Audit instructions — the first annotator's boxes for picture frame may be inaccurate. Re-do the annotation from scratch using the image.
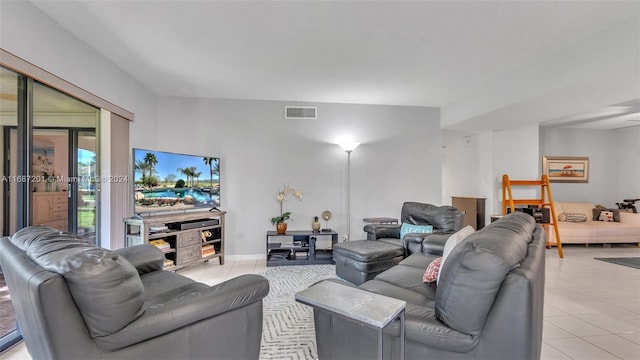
[542,156,589,183]
[32,142,55,176]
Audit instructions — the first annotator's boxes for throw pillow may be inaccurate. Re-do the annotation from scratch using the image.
[423,257,442,283]
[598,210,614,222]
[400,223,433,239]
[592,208,621,222]
[563,212,587,222]
[437,225,475,285]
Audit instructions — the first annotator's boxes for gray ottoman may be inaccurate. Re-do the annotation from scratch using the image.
[332,240,405,285]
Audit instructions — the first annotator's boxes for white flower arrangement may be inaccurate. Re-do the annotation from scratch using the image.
[271,184,303,224]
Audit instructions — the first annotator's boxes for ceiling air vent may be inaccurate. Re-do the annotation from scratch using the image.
[285,106,317,120]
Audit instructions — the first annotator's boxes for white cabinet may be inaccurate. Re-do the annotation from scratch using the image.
[32,192,68,230]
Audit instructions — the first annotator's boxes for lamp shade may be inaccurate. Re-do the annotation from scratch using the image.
[338,142,360,152]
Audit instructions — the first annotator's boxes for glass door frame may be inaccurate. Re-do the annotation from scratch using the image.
[69,128,99,244]
[0,71,29,353]
[29,126,100,238]
[3,75,32,233]
[1,60,111,354]
[1,80,100,351]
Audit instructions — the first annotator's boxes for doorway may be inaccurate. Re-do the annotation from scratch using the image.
[27,128,98,243]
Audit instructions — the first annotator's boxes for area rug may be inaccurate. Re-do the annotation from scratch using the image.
[594,257,640,270]
[259,264,337,360]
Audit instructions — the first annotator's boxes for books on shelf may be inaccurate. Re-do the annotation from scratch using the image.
[201,244,215,257]
[163,258,176,270]
[149,239,172,252]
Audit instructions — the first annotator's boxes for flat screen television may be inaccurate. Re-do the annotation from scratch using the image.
[133,148,220,215]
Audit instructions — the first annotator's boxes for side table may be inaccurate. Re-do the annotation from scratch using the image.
[266,230,338,266]
[295,280,405,360]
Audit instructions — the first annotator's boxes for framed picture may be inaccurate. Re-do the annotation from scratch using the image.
[32,143,55,176]
[542,156,589,183]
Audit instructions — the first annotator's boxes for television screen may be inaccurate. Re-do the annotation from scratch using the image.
[133,148,220,215]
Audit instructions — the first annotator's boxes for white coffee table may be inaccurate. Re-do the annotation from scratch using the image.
[295,280,406,360]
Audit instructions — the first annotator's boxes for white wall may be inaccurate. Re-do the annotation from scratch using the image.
[613,126,640,201]
[132,98,441,256]
[540,127,638,207]
[443,124,540,223]
[493,125,540,213]
[441,130,493,204]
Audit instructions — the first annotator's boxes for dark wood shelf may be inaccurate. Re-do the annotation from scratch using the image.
[266,230,338,267]
[148,231,175,240]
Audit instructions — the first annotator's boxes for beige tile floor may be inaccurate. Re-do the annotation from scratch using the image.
[2,244,639,360]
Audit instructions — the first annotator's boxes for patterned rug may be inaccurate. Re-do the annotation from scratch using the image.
[594,257,640,269]
[259,264,337,360]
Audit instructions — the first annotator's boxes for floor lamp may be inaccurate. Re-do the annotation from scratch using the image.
[338,142,359,241]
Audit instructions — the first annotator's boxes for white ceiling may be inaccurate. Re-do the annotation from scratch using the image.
[26,0,640,130]
[540,99,640,130]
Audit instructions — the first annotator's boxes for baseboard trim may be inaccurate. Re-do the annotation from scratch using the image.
[225,254,266,261]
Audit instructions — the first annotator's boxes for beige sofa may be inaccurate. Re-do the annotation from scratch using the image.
[546,202,640,245]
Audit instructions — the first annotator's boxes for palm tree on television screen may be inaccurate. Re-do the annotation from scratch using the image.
[177,166,199,187]
[144,152,158,186]
[203,157,216,188]
[176,167,190,187]
[135,160,150,186]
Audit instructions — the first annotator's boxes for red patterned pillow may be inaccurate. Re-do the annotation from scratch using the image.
[423,257,442,283]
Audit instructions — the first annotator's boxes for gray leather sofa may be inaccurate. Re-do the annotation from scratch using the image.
[364,202,465,255]
[315,212,545,359]
[0,225,269,360]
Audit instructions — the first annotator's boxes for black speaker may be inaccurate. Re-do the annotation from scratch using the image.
[506,207,550,223]
[538,208,551,223]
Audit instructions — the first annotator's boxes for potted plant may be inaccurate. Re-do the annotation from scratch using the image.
[271,185,302,234]
[271,211,292,234]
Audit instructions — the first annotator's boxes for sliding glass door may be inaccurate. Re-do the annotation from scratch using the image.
[75,130,97,244]
[0,66,100,350]
[0,66,23,351]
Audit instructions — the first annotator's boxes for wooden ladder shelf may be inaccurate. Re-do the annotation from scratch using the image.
[502,174,564,258]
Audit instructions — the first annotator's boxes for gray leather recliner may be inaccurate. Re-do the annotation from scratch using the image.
[364,202,465,254]
[0,225,269,360]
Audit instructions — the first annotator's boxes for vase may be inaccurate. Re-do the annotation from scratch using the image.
[312,217,321,232]
[276,222,287,234]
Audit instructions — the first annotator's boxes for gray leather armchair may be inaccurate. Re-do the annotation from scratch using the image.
[364,202,464,254]
[0,225,269,360]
